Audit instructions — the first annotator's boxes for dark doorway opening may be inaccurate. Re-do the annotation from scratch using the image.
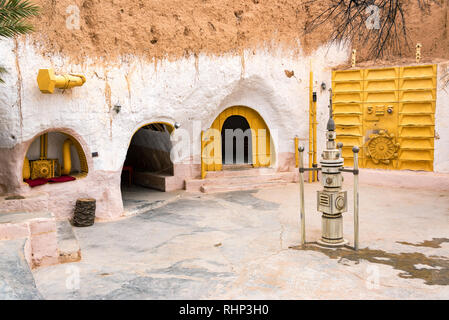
[221,115,252,165]
[122,123,173,192]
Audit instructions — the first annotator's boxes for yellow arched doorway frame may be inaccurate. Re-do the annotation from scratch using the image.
[202,106,272,174]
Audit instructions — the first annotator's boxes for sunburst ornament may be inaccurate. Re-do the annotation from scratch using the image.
[366,130,400,165]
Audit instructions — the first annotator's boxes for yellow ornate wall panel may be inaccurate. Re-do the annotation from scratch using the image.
[332,64,436,171]
[202,106,271,174]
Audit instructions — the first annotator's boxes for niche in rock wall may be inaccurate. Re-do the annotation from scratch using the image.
[23,132,88,186]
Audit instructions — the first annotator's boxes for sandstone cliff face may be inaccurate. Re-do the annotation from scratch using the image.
[28,0,449,65]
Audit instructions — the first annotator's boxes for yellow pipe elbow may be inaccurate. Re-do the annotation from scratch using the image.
[62,139,73,175]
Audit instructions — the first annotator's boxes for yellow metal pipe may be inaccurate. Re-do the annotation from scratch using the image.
[62,139,73,175]
[312,94,317,181]
[201,131,206,179]
[308,68,313,183]
[37,69,86,94]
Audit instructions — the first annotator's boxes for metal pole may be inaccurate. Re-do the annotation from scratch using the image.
[353,146,360,251]
[337,142,343,158]
[298,146,306,246]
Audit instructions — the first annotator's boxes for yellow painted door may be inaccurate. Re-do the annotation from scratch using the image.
[201,106,271,174]
[332,65,436,171]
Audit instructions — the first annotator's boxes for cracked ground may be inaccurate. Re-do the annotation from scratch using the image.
[25,183,449,299]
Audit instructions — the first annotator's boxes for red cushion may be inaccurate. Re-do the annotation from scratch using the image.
[48,176,76,183]
[24,178,48,187]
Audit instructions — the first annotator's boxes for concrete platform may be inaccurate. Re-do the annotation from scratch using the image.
[29,182,449,299]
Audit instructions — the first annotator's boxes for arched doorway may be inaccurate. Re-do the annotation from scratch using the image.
[23,131,88,187]
[122,122,174,192]
[203,106,272,173]
[221,115,252,165]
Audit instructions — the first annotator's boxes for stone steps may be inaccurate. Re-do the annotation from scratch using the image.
[205,166,276,178]
[185,170,298,193]
[133,171,183,192]
[200,181,290,193]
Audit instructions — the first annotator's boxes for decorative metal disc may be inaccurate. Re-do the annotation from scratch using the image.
[366,130,399,164]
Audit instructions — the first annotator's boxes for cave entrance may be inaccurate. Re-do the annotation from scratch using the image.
[121,123,174,193]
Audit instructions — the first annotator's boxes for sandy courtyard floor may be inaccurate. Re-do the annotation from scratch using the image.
[10,182,449,299]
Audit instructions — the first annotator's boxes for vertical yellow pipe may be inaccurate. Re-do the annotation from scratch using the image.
[39,133,48,160]
[294,136,299,168]
[313,93,317,181]
[308,65,313,183]
[62,139,73,175]
[201,131,206,179]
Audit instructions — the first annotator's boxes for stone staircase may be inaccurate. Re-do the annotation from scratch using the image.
[185,165,298,193]
[134,171,183,192]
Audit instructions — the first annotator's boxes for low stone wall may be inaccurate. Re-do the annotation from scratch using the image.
[0,212,58,269]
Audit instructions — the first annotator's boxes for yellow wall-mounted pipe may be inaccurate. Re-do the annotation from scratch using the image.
[37,69,86,94]
[201,131,206,179]
[308,67,313,183]
[312,91,317,182]
[62,139,73,175]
